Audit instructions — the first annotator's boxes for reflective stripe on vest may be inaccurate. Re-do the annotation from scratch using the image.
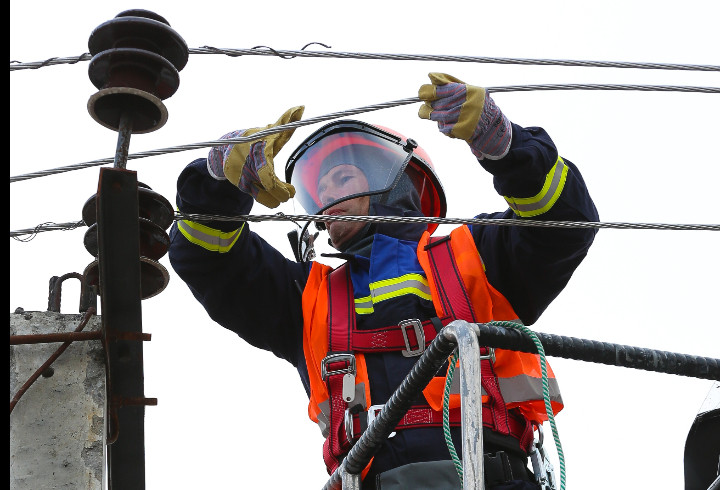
[442,363,561,406]
[503,156,568,217]
[354,273,432,314]
[177,219,244,253]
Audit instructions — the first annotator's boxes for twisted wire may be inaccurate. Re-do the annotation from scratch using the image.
[10,221,86,240]
[10,47,720,72]
[10,82,719,183]
[179,212,720,231]
[194,47,720,72]
[10,213,719,239]
[9,97,418,182]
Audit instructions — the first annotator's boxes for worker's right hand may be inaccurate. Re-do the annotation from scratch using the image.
[206,106,305,208]
[418,73,512,160]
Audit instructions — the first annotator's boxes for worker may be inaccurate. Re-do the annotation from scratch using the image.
[168,73,599,489]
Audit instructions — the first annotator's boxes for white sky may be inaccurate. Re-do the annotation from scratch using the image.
[10,1,720,489]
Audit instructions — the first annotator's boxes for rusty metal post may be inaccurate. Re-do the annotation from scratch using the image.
[96,167,153,489]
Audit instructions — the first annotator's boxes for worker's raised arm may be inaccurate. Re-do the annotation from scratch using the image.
[168,107,311,369]
[419,73,599,325]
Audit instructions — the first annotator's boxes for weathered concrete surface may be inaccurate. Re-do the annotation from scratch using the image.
[10,309,105,490]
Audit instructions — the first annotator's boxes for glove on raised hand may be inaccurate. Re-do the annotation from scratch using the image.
[206,106,305,208]
[418,73,511,160]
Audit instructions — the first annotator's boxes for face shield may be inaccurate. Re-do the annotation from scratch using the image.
[285,120,446,231]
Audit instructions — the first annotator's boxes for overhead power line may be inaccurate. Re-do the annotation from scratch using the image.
[9,214,720,239]
[9,46,720,72]
[182,212,720,232]
[9,84,719,183]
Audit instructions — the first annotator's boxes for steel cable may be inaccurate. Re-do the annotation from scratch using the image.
[9,213,720,239]
[9,83,720,184]
[10,47,720,72]
[177,212,720,231]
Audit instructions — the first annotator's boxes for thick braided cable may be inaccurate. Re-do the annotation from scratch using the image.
[443,349,463,485]
[489,320,566,490]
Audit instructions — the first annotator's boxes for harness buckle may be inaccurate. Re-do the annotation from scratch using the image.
[344,404,397,444]
[321,353,356,380]
[344,406,358,443]
[399,319,425,357]
[321,353,357,402]
[367,404,396,438]
[480,346,496,363]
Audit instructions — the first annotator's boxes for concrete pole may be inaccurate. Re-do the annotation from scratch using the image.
[10,308,105,490]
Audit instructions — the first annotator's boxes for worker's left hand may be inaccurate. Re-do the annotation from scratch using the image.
[418,73,512,160]
[207,106,305,208]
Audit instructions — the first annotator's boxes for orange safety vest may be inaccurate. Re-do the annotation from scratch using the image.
[302,225,563,475]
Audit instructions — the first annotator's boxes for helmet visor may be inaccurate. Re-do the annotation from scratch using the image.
[286,122,411,215]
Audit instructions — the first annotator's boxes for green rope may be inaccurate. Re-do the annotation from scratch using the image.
[442,349,464,486]
[442,322,566,490]
[489,321,566,490]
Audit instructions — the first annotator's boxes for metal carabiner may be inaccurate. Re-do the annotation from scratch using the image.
[529,424,557,490]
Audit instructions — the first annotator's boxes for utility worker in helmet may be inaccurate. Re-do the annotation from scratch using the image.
[169,73,599,489]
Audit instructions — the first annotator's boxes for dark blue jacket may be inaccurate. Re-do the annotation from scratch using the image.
[168,123,599,482]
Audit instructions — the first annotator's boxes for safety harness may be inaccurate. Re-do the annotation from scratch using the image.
[318,263,460,474]
[305,226,562,475]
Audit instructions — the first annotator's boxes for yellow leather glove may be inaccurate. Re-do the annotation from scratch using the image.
[418,73,511,160]
[208,106,305,208]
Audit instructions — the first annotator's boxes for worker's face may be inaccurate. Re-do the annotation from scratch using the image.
[318,164,370,249]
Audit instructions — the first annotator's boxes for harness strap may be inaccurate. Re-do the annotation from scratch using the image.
[348,316,451,353]
[350,405,462,440]
[347,404,530,444]
[322,264,357,474]
[424,235,513,438]
[423,236,478,322]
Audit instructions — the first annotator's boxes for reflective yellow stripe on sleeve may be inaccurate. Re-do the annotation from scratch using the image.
[355,273,432,315]
[503,157,568,217]
[177,219,244,253]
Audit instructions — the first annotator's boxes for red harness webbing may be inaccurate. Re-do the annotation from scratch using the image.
[424,236,518,439]
[348,316,450,352]
[322,264,356,473]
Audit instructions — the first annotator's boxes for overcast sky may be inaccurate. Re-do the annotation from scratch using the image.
[10,1,719,489]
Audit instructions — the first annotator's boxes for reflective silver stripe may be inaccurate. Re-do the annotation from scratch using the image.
[177,219,244,253]
[504,157,568,217]
[498,374,563,405]
[317,400,330,438]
